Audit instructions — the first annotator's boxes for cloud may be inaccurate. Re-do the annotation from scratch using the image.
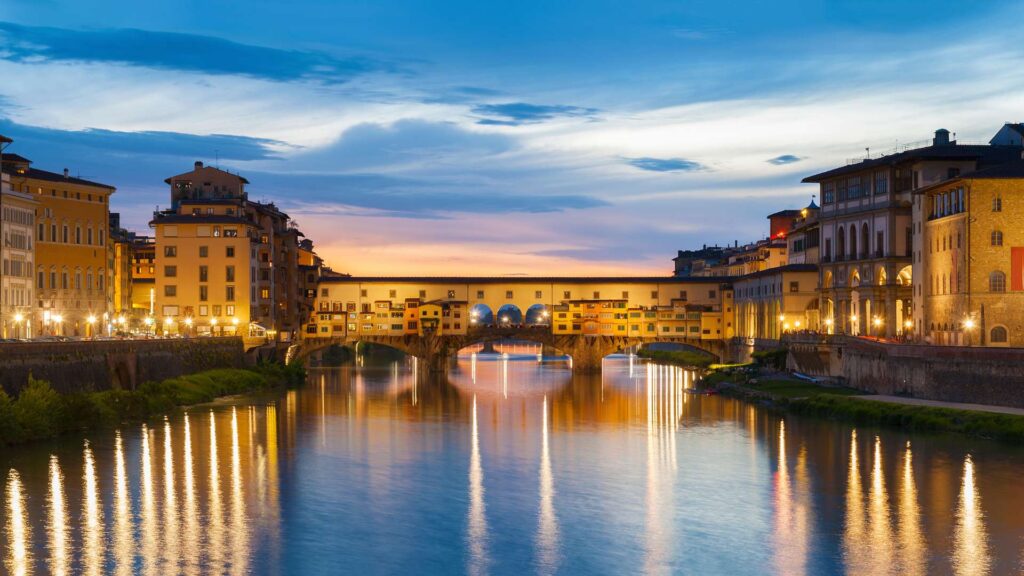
[766,154,803,165]
[0,117,289,161]
[625,157,705,172]
[0,21,395,83]
[472,102,598,126]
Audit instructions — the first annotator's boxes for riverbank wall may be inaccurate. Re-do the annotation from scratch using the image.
[0,338,247,395]
[784,335,1024,409]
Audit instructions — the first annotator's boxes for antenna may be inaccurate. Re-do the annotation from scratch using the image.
[865,147,870,159]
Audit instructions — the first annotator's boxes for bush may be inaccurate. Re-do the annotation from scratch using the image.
[0,388,23,444]
[0,365,296,446]
[13,376,64,440]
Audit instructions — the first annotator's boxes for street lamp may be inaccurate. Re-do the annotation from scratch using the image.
[86,315,97,338]
[963,318,976,346]
[873,316,883,338]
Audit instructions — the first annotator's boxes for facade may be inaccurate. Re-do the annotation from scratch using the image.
[0,147,37,338]
[2,152,115,337]
[152,161,310,338]
[129,236,156,324]
[804,128,1023,337]
[109,213,135,324]
[305,277,736,342]
[914,160,1024,346]
[733,264,820,340]
[785,201,821,265]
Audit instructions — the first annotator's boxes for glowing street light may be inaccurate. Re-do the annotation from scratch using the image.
[873,317,883,327]
[904,320,914,329]
[184,317,193,327]
[963,318,976,330]
[13,313,23,323]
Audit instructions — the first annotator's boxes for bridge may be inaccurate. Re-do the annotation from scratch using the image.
[294,276,739,371]
[291,326,729,372]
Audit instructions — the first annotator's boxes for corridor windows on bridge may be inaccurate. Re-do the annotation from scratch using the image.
[991,326,1008,343]
[621,291,629,299]
[563,291,571,299]
[651,290,658,299]
[449,290,457,299]
[389,290,397,298]
[199,305,208,316]
[535,290,543,299]
[679,290,687,300]
[592,291,600,299]
[993,195,1003,212]
[360,289,367,297]
[420,290,427,298]
[476,290,485,299]
[505,290,514,299]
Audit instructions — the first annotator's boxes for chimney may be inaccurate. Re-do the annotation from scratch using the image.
[933,128,950,146]
[63,168,69,179]
[195,161,204,170]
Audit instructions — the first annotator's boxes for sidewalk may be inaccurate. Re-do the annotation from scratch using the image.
[858,395,1024,417]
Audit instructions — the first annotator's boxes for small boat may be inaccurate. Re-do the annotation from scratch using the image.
[792,372,820,384]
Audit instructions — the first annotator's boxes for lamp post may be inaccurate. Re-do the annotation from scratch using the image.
[53,314,63,337]
[872,316,883,338]
[12,312,23,339]
[824,317,833,335]
[850,314,858,336]
[86,315,97,339]
[144,316,154,336]
[210,317,219,337]
[184,317,193,338]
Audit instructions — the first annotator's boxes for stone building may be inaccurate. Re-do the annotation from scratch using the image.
[0,136,37,338]
[914,159,1024,346]
[2,150,115,337]
[733,264,820,341]
[152,161,310,339]
[803,128,1023,338]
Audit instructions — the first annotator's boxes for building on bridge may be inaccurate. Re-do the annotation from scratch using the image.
[303,276,736,345]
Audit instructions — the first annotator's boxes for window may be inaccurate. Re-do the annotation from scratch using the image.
[226,286,236,301]
[621,291,629,299]
[199,266,208,282]
[822,182,835,204]
[225,266,235,282]
[87,228,93,245]
[991,230,1003,246]
[226,246,235,258]
[505,290,514,299]
[62,225,69,243]
[164,246,177,257]
[75,226,81,244]
[37,271,43,289]
[164,265,177,277]
[164,225,178,237]
[200,285,208,301]
[99,230,104,246]
[789,281,799,293]
[993,196,1002,212]
[535,290,543,299]
[419,290,427,298]
[874,171,888,195]
[50,224,56,242]
[226,305,235,317]
[37,223,44,241]
[679,290,687,300]
[450,290,458,299]
[651,291,658,299]
[991,326,1008,343]
[947,167,960,179]
[476,290,485,299]
[990,271,1006,293]
[165,285,177,297]
[213,305,222,316]
[223,228,238,238]
[390,290,397,298]
[199,305,208,317]
[709,290,716,298]
[563,291,571,299]
[260,288,269,300]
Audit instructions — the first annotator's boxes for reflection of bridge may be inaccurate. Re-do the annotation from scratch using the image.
[291,326,729,372]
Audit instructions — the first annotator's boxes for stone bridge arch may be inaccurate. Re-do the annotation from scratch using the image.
[289,329,729,373]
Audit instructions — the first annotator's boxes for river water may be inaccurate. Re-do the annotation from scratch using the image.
[2,349,1023,575]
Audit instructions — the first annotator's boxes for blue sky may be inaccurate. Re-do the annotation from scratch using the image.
[1,0,1023,274]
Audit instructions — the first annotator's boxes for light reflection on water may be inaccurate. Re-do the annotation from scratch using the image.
[0,354,1023,574]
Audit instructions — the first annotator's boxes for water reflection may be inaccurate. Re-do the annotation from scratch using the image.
[0,356,1022,574]
[4,469,30,576]
[47,455,69,576]
[81,441,103,576]
[953,456,990,576]
[467,395,489,576]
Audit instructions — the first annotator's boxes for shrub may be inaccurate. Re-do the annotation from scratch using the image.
[751,348,788,370]
[13,376,64,440]
[0,388,23,444]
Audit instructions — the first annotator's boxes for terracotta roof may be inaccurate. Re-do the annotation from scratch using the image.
[320,276,734,284]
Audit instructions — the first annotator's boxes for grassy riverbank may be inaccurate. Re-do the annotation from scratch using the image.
[636,348,715,369]
[703,368,1024,443]
[0,362,305,446]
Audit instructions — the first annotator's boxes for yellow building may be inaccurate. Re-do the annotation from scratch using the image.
[2,152,115,337]
[915,161,1024,346]
[733,264,820,340]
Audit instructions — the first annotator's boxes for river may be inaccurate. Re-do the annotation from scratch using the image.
[2,347,1023,575]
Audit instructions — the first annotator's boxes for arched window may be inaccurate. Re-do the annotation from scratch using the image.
[861,223,869,259]
[991,326,1008,343]
[991,230,1003,246]
[990,271,1006,293]
[849,226,858,260]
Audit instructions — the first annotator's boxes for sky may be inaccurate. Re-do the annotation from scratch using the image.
[1,0,1024,276]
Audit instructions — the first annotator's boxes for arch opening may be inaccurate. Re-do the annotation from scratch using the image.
[496,304,523,327]
[469,304,494,327]
[524,304,551,326]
